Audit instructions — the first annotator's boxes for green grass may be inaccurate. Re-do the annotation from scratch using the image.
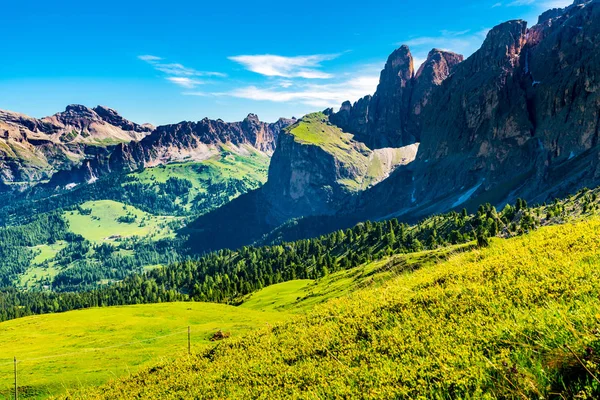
[72,217,600,399]
[241,245,470,314]
[30,242,68,265]
[286,113,413,191]
[239,280,314,312]
[17,242,68,290]
[63,200,179,243]
[128,149,269,213]
[0,302,288,399]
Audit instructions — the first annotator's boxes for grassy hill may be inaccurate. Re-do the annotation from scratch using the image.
[0,244,465,400]
[287,113,416,191]
[0,302,287,399]
[63,200,178,243]
[64,217,600,399]
[126,148,269,214]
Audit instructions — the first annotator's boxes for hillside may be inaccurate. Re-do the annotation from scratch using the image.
[0,302,287,399]
[176,0,600,254]
[62,215,600,399]
[183,112,418,252]
[0,106,292,189]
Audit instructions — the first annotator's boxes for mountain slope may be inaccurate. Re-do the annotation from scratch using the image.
[359,0,600,221]
[0,105,294,190]
[0,105,152,184]
[66,216,600,399]
[183,112,417,251]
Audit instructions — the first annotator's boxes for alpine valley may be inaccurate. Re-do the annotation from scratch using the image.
[2,1,600,399]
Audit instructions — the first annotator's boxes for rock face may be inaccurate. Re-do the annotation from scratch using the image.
[184,0,600,252]
[262,113,416,220]
[358,0,600,220]
[184,112,419,251]
[0,105,294,187]
[0,105,152,183]
[330,46,463,148]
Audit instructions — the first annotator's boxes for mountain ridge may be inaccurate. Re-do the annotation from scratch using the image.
[183,0,600,253]
[0,105,295,187]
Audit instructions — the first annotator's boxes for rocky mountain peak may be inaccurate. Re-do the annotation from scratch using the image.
[330,45,462,148]
[410,49,463,130]
[93,105,152,133]
[63,104,97,118]
[415,49,463,82]
[384,45,414,80]
[244,113,260,122]
[478,20,527,68]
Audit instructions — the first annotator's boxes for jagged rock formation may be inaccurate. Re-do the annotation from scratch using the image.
[184,0,600,252]
[330,46,463,148]
[50,114,295,185]
[355,0,600,221]
[263,113,417,219]
[0,105,152,183]
[0,105,294,187]
[184,112,419,251]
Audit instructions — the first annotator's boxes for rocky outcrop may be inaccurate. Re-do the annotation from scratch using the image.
[356,0,600,220]
[184,0,600,252]
[49,113,295,185]
[184,112,418,251]
[0,105,151,183]
[330,46,463,148]
[0,105,294,187]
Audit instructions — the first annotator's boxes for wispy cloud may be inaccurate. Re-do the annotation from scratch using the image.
[138,55,226,88]
[540,0,573,8]
[138,55,163,62]
[507,0,535,6]
[166,77,206,88]
[501,0,572,7]
[203,74,379,108]
[401,28,490,67]
[228,54,340,79]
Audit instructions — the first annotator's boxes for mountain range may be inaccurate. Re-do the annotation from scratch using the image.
[2,0,599,255]
[0,105,294,189]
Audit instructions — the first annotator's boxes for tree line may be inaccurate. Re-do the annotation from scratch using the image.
[0,199,545,322]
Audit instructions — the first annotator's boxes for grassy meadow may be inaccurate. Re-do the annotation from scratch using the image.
[0,303,287,399]
[69,217,600,399]
[63,200,178,243]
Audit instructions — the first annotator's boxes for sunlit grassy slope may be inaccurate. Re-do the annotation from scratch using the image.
[287,113,414,191]
[127,149,269,213]
[240,246,467,314]
[63,200,178,243]
[72,217,600,399]
[0,303,287,399]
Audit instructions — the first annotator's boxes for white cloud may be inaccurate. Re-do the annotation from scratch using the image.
[138,55,163,62]
[228,54,340,79]
[508,0,535,6]
[139,55,226,88]
[541,0,573,7]
[211,74,379,108]
[402,28,490,64]
[166,77,205,88]
[503,0,572,7]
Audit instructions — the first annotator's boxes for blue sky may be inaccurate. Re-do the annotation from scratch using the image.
[0,0,573,125]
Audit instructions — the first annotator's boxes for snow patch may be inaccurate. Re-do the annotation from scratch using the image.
[452,182,483,208]
[569,151,575,160]
[65,183,78,190]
